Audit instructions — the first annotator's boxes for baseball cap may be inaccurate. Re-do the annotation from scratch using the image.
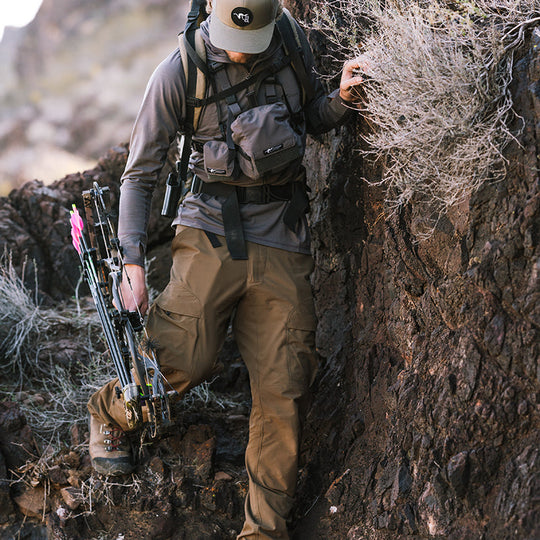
[208,0,279,54]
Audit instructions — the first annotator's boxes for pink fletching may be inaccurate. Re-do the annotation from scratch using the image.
[70,205,84,255]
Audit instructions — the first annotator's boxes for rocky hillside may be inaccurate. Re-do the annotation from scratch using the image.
[0,0,188,193]
[0,1,538,539]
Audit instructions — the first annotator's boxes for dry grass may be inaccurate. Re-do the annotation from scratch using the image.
[80,474,143,512]
[312,0,539,236]
[0,254,113,449]
[182,378,243,411]
[0,255,50,377]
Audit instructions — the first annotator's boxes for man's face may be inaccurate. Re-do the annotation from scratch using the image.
[225,50,256,64]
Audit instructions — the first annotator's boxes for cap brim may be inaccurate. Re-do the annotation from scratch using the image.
[209,13,275,54]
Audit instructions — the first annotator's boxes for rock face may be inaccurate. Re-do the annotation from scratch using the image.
[292,11,540,540]
[0,145,175,299]
[0,1,538,539]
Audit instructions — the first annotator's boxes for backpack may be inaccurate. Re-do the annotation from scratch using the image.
[176,0,315,187]
[162,0,315,260]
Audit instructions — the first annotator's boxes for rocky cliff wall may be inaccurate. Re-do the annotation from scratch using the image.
[291,8,539,539]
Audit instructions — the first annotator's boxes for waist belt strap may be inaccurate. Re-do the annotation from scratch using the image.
[222,188,247,260]
[191,176,296,203]
[190,176,308,258]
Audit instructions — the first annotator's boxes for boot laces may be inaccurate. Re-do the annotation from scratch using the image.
[103,426,126,452]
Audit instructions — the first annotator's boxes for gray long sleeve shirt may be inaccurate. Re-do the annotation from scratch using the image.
[118,14,349,266]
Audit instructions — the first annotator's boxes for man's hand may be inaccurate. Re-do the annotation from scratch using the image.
[339,55,373,105]
[118,264,149,315]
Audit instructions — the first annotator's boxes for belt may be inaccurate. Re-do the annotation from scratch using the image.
[189,174,309,260]
[190,175,295,204]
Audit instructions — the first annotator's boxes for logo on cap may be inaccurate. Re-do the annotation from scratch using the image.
[231,7,254,27]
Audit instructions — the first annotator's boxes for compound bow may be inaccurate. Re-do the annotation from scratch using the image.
[70,182,175,437]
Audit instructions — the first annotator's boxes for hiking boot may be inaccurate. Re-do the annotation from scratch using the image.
[89,415,133,476]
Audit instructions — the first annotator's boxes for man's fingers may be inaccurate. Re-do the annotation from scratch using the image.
[138,298,149,317]
[341,75,367,90]
[117,263,148,315]
[344,55,374,77]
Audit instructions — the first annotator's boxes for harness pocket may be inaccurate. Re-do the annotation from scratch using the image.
[203,140,238,182]
[231,102,304,180]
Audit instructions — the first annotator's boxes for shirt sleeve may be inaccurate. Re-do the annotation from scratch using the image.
[118,49,186,266]
[293,20,352,135]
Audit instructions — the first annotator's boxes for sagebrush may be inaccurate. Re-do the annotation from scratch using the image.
[312,0,539,235]
[0,255,113,448]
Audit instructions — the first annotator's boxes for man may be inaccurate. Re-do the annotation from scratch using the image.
[87,0,365,537]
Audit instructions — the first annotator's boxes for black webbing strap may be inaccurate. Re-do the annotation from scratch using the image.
[204,230,222,248]
[190,57,291,108]
[283,181,310,232]
[222,189,247,259]
[179,0,207,186]
[191,179,248,259]
[276,14,315,104]
[207,66,246,259]
[192,175,298,203]
[183,33,210,78]
[212,67,242,158]
[185,0,207,33]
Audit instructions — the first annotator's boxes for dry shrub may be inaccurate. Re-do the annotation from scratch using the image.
[0,256,48,375]
[0,254,113,448]
[312,0,539,235]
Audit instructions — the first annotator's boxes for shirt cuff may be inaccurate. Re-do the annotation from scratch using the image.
[328,88,354,121]
[119,236,146,267]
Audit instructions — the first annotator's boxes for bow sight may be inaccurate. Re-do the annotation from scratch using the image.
[70,182,175,437]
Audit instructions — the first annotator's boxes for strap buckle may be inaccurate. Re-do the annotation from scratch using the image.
[208,60,225,73]
[191,175,203,194]
[237,185,272,204]
[186,96,204,108]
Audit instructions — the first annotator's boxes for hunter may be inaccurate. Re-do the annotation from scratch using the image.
[87,0,365,537]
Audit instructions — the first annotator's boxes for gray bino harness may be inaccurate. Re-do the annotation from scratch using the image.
[162,0,315,260]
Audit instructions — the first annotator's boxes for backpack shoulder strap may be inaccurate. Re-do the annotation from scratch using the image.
[178,28,207,133]
[276,8,315,105]
[176,0,208,187]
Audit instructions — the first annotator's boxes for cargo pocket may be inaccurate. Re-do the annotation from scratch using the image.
[150,282,202,374]
[286,301,318,394]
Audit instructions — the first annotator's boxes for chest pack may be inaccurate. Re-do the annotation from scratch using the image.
[162,0,315,259]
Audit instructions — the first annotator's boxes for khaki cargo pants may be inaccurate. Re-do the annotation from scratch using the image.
[88,225,318,539]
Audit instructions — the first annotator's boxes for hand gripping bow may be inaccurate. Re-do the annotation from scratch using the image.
[70,182,175,437]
